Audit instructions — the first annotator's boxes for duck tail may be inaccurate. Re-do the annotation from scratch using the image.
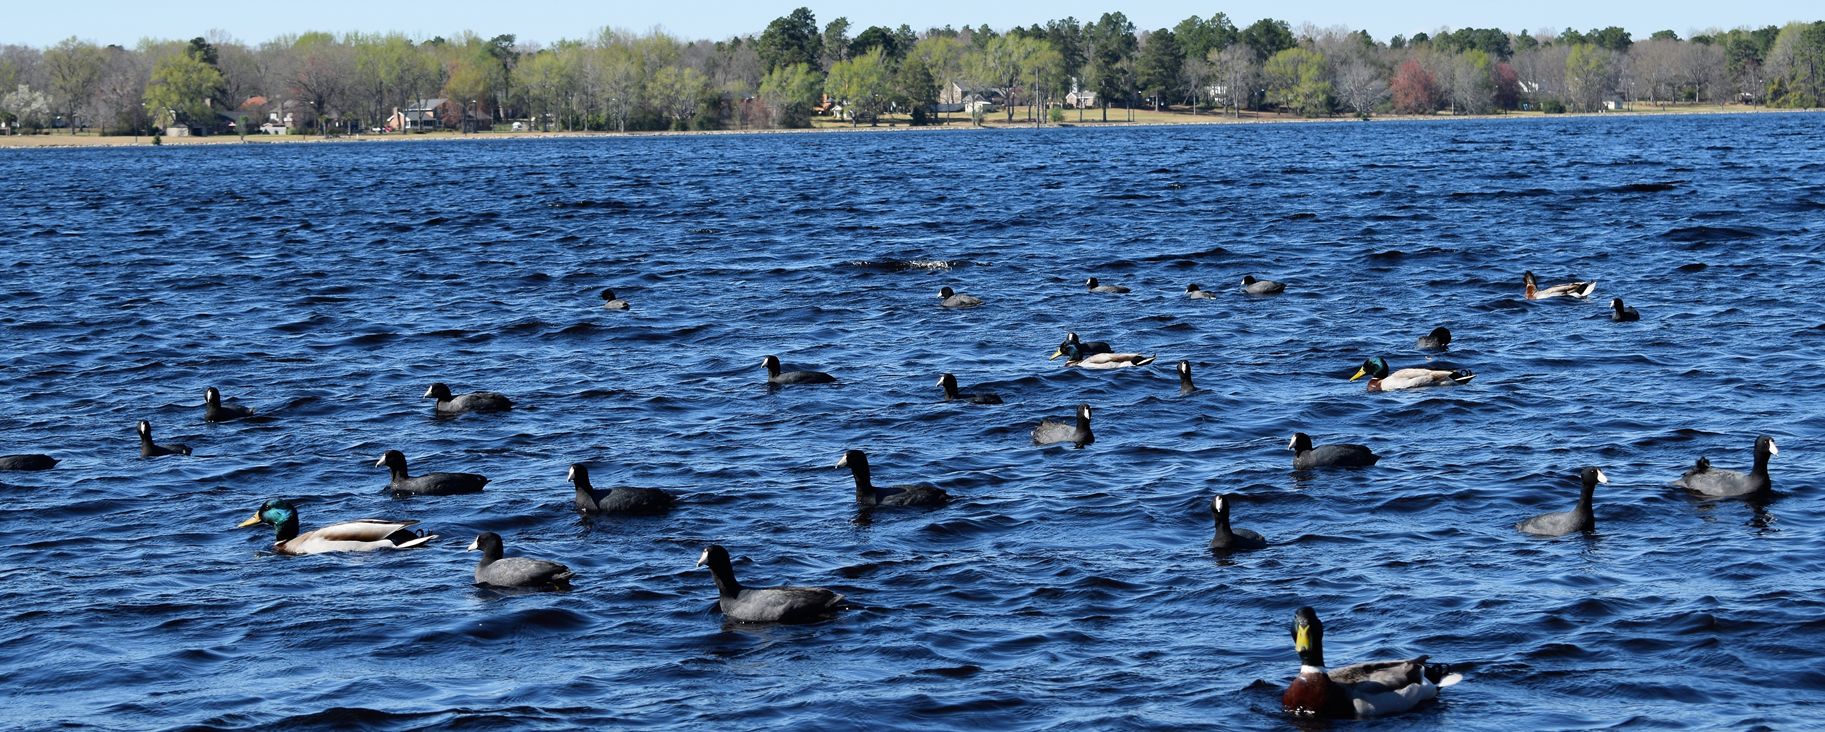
[394,532,438,549]
[1423,660,1462,686]
[1437,672,1464,687]
[1134,355,1157,367]
[1574,280,1597,298]
[1450,369,1476,385]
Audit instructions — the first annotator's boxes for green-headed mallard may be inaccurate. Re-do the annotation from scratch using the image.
[237,498,436,555]
[1523,271,1595,300]
[1049,332,1113,361]
[1282,606,1461,718]
[1350,357,1474,392]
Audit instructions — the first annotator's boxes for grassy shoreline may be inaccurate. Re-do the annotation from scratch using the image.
[0,104,1810,149]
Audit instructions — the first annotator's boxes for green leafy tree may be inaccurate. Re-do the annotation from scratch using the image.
[1172,13,1237,64]
[826,47,889,126]
[143,50,224,131]
[1239,19,1294,63]
[1136,29,1184,110]
[1085,12,1137,120]
[758,8,823,74]
[894,58,936,124]
[651,66,708,129]
[1565,43,1614,111]
[1650,30,1680,42]
[851,27,905,62]
[1262,47,1329,116]
[44,37,105,134]
[759,61,820,127]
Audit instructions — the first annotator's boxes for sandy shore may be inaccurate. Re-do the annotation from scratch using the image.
[0,104,1807,149]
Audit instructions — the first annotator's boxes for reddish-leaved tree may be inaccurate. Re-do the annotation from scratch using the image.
[1390,59,1441,115]
[1491,62,1521,111]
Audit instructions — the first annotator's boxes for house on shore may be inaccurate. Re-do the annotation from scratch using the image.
[387,99,493,132]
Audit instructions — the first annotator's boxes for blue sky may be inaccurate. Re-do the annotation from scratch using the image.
[6,0,1817,47]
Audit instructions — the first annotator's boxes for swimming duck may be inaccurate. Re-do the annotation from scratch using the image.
[1669,435,1777,497]
[599,288,630,310]
[1185,284,1218,299]
[1241,275,1286,294]
[1085,277,1130,293]
[0,454,57,471]
[1289,433,1380,469]
[1415,327,1451,350]
[1351,357,1475,391]
[137,420,190,457]
[1032,404,1095,448]
[938,286,983,308]
[1523,271,1595,300]
[1610,298,1640,321]
[696,544,849,624]
[237,498,436,555]
[938,373,1002,404]
[570,463,674,514]
[204,387,255,422]
[1064,351,1157,369]
[1517,466,1608,537]
[761,355,836,385]
[1177,360,1197,394]
[376,450,488,496]
[424,383,513,414]
[1282,606,1462,719]
[468,532,573,589]
[1049,332,1114,361]
[1209,494,1267,551]
[836,449,949,507]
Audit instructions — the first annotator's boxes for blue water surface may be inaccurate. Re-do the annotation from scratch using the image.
[1,113,1823,731]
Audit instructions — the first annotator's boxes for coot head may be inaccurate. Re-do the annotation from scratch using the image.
[1288,432,1314,452]
[1425,327,1451,345]
[1185,284,1203,293]
[1241,275,1260,286]
[466,531,504,557]
[376,450,408,470]
[424,383,453,400]
[204,387,223,406]
[940,286,956,298]
[600,288,619,302]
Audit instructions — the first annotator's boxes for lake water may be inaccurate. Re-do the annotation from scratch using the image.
[1,113,1822,731]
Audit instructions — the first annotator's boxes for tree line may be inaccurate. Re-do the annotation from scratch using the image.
[2,11,1822,136]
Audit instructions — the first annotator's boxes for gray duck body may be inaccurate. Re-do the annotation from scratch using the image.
[1517,467,1608,537]
[938,286,983,308]
[570,463,674,514]
[697,545,847,624]
[1085,277,1130,293]
[1032,404,1094,448]
[377,450,487,496]
[1670,436,1776,497]
[424,383,513,414]
[1241,275,1286,294]
[468,532,573,588]
[761,355,836,385]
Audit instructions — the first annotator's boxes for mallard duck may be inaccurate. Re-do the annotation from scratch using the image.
[1177,360,1197,394]
[1610,298,1640,321]
[570,463,674,514]
[1351,357,1474,391]
[1670,435,1777,497]
[468,532,573,589]
[137,420,190,457]
[1085,277,1130,293]
[1049,332,1113,361]
[1032,404,1094,448]
[938,373,1002,404]
[1282,606,1462,718]
[836,449,949,506]
[376,450,488,496]
[1415,327,1451,350]
[938,286,983,308]
[1241,275,1286,294]
[599,288,630,310]
[1185,283,1218,299]
[1523,271,1595,300]
[1067,352,1157,369]
[761,355,836,384]
[1208,494,1267,551]
[237,498,435,555]
[1517,467,1608,537]
[696,544,849,623]
[204,387,254,422]
[1289,433,1380,469]
[0,454,57,471]
[424,383,513,414]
